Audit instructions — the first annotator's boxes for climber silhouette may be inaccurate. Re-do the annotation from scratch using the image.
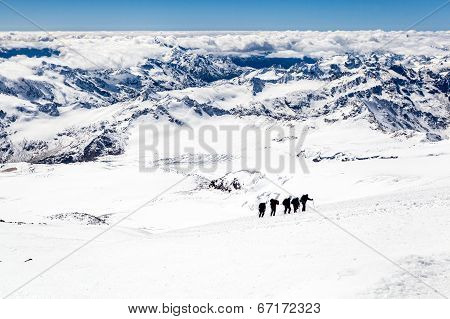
[282,197,292,214]
[291,197,300,213]
[300,194,313,212]
[270,198,279,216]
[258,202,266,218]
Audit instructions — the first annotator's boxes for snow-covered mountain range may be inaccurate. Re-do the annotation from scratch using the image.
[0,31,449,164]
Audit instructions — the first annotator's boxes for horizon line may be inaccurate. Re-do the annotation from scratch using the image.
[1,29,449,32]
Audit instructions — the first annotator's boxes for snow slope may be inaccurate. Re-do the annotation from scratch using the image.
[1,134,450,298]
[1,176,449,298]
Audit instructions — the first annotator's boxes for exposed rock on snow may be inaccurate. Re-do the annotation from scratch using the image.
[48,212,109,225]
[310,152,399,162]
[81,133,125,162]
[209,170,264,192]
[151,154,234,169]
[0,219,45,225]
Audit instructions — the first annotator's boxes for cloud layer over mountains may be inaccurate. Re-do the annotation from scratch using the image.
[0,31,449,73]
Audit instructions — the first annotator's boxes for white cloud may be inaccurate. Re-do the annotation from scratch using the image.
[0,31,448,79]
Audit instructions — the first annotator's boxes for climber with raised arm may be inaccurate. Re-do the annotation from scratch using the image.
[300,194,313,212]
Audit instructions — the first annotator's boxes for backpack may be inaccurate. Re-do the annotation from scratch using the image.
[258,203,266,211]
[282,198,290,206]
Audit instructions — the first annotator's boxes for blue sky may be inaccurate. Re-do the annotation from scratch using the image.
[0,0,448,31]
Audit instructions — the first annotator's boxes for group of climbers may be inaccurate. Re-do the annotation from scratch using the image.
[258,194,313,218]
